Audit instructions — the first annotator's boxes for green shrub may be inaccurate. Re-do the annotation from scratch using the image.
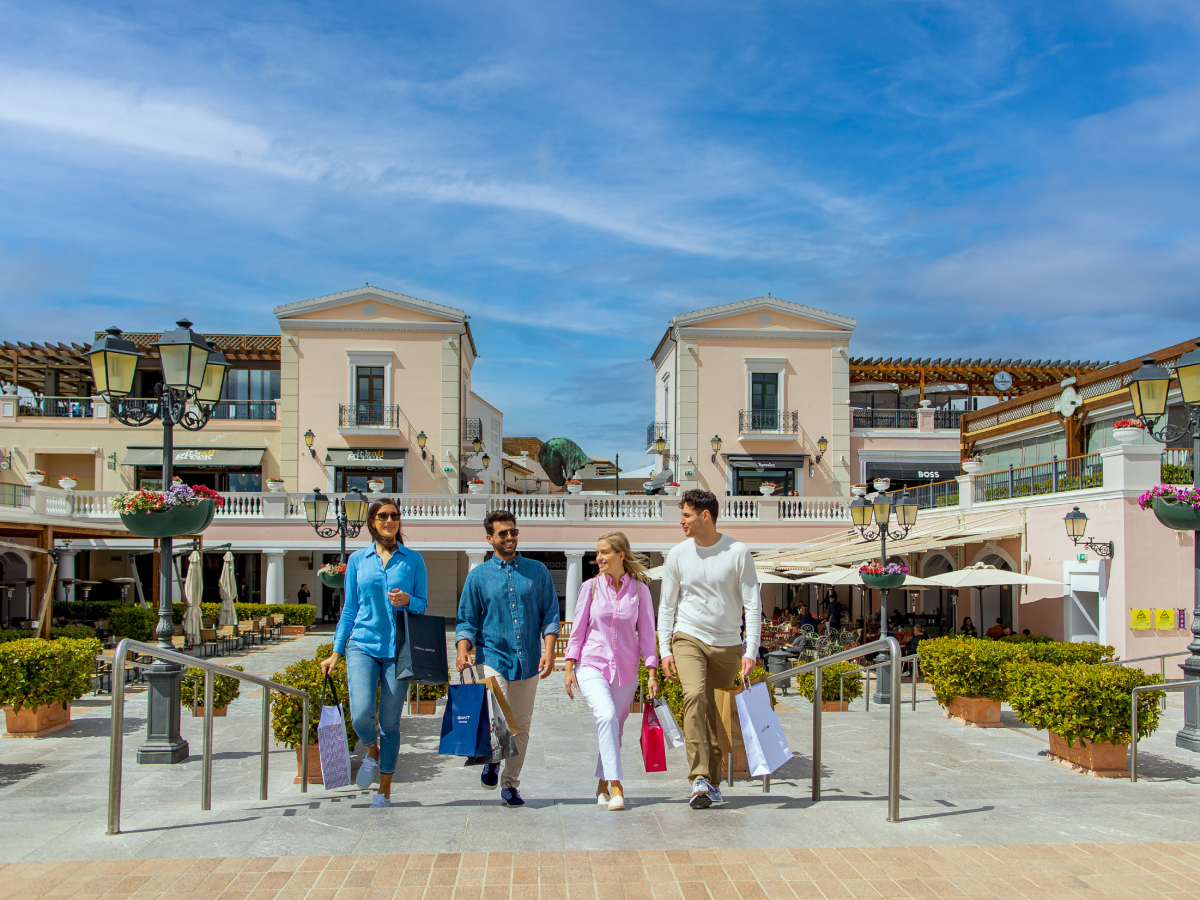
[174,602,318,627]
[1006,662,1163,747]
[270,657,357,749]
[917,637,1024,706]
[0,637,103,712]
[1162,463,1194,485]
[796,660,863,704]
[315,643,334,661]
[110,606,158,642]
[1,626,98,644]
[1024,641,1114,665]
[180,665,244,709]
[416,683,448,700]
[1000,634,1053,645]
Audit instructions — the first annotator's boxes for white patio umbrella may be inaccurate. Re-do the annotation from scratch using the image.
[183,549,204,646]
[923,563,1063,589]
[218,549,239,627]
[791,566,938,589]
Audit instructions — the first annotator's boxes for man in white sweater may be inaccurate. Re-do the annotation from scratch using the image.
[658,489,761,809]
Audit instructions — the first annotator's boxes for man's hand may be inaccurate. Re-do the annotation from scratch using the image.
[455,639,472,674]
[662,654,677,680]
[538,635,556,679]
[740,656,755,679]
[320,652,340,676]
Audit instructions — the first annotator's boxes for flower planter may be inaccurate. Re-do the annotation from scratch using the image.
[281,625,307,636]
[294,743,323,784]
[961,460,983,475]
[191,706,228,717]
[944,695,1002,728]
[3,702,71,738]
[1153,496,1200,532]
[759,486,776,496]
[367,480,385,493]
[58,478,76,491]
[872,478,891,492]
[23,473,44,485]
[1047,732,1128,777]
[409,700,436,715]
[861,572,905,590]
[318,571,345,589]
[664,486,679,496]
[566,484,582,494]
[850,485,867,496]
[467,483,486,495]
[821,700,850,712]
[1112,428,1143,445]
[266,481,285,492]
[119,499,215,539]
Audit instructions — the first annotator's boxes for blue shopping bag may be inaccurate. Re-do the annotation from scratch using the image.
[438,670,491,757]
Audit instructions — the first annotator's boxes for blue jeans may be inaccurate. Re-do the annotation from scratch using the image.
[345,639,408,775]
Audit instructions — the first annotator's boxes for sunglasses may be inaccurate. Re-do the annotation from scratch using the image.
[375,513,401,522]
[493,528,519,539]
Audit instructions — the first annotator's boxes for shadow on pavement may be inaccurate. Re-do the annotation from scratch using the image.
[0,763,44,789]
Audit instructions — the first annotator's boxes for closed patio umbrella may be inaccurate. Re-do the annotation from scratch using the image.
[183,549,203,646]
[218,549,239,627]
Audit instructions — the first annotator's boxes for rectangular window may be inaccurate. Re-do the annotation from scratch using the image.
[751,372,779,429]
[356,367,385,405]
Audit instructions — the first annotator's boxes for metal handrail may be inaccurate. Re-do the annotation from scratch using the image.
[1130,680,1200,782]
[844,653,920,712]
[765,637,902,822]
[1105,651,1189,710]
[107,638,310,836]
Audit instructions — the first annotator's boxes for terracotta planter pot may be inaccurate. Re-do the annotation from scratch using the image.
[294,743,322,784]
[3,702,71,738]
[191,706,228,717]
[409,700,436,715]
[945,695,1002,727]
[1048,732,1129,777]
[720,749,750,778]
[821,700,850,712]
[281,625,307,636]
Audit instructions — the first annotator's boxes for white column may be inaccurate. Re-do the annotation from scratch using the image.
[564,550,585,622]
[56,550,76,604]
[466,550,487,571]
[263,550,286,606]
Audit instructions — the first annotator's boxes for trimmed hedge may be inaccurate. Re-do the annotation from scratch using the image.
[0,626,96,643]
[1000,634,1053,645]
[110,606,158,642]
[171,602,317,627]
[1023,641,1114,666]
[1007,662,1163,747]
[180,665,244,709]
[270,657,357,750]
[796,660,863,704]
[0,637,103,712]
[917,637,1023,706]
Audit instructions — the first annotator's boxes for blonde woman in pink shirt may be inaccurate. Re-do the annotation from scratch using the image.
[564,531,659,811]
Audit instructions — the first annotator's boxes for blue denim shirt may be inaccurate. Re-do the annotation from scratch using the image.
[455,553,560,681]
[333,543,428,659]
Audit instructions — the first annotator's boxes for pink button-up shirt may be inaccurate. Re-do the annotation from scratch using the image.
[564,574,659,686]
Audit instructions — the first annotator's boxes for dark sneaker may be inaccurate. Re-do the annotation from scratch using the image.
[689,778,713,810]
[501,786,525,807]
[480,762,500,790]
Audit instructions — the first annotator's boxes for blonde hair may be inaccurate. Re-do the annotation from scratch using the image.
[596,531,652,584]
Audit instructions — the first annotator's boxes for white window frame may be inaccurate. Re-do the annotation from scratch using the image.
[744,359,786,412]
[346,351,394,407]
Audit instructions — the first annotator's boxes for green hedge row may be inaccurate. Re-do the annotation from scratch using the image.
[170,603,317,627]
[0,626,97,644]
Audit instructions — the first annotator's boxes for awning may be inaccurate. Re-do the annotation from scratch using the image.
[122,447,266,468]
[645,468,674,492]
[325,448,406,469]
[725,454,808,470]
[864,459,958,483]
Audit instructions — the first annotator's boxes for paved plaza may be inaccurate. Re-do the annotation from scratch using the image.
[2,631,1200,897]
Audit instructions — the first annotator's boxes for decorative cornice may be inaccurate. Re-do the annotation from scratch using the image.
[281,321,463,333]
[678,327,852,342]
[671,296,856,330]
[274,286,466,322]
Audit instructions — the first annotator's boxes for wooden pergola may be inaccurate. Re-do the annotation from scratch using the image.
[849,357,1114,400]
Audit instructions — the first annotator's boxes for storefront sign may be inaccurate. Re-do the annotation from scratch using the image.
[1131,609,1153,630]
[347,449,386,461]
[175,448,217,462]
[1155,608,1176,630]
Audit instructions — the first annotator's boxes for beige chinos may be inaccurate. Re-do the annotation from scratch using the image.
[477,664,539,789]
[671,632,742,784]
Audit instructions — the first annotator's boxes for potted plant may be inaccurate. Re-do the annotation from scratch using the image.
[265,477,285,493]
[917,637,1020,727]
[318,561,346,589]
[467,477,487,495]
[796,661,863,711]
[1139,484,1200,531]
[851,483,868,496]
[961,457,984,475]
[0,636,102,737]
[872,477,891,492]
[24,470,45,486]
[57,475,77,491]
[366,477,386,493]
[1112,420,1145,445]
[566,479,583,494]
[1007,662,1163,777]
[180,665,244,716]
[271,657,356,783]
[664,481,680,496]
[410,682,448,714]
[859,560,907,589]
[110,484,223,538]
[759,482,777,496]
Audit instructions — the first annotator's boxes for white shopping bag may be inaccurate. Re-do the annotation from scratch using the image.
[652,698,686,750]
[734,682,792,777]
[317,675,352,789]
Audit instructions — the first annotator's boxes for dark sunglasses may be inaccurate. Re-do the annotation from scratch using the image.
[493,528,519,539]
[375,513,401,522]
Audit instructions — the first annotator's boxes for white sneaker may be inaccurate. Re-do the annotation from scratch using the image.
[689,778,713,809]
[709,784,724,804]
[356,756,379,788]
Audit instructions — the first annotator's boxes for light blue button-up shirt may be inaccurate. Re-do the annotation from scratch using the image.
[333,543,429,659]
[455,553,560,681]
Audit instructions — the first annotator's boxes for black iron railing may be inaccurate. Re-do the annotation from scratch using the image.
[339,403,400,427]
[886,479,959,510]
[1163,449,1194,485]
[0,484,31,509]
[17,397,94,418]
[934,409,965,429]
[207,400,277,420]
[463,417,483,445]
[646,422,668,446]
[853,409,918,429]
[974,453,1103,501]
[739,409,799,433]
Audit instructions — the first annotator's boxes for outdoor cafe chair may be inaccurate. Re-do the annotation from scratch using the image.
[269,614,283,640]
[199,628,221,658]
[215,625,240,653]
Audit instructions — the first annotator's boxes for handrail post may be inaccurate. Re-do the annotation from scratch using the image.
[812,666,822,802]
[1008,464,1014,499]
[301,699,310,794]
[911,657,918,711]
[260,686,271,802]
[202,670,214,811]
[106,639,130,835]
[839,672,844,709]
[1131,688,1140,783]
[865,668,870,711]
[1052,455,1059,493]
[887,637,902,823]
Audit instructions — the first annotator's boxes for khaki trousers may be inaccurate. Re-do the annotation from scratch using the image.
[671,633,742,784]
[478,664,539,789]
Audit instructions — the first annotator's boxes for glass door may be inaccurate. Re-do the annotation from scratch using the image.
[751,373,779,430]
[355,366,385,424]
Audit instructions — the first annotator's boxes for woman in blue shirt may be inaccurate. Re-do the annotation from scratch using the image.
[321,498,428,808]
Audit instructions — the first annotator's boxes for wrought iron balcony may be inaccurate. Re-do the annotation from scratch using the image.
[934,408,965,429]
[463,417,483,445]
[646,422,668,447]
[16,396,93,418]
[339,403,400,427]
[207,400,277,421]
[853,408,917,429]
[738,409,799,433]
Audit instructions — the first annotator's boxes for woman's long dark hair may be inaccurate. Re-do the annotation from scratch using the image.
[366,497,404,549]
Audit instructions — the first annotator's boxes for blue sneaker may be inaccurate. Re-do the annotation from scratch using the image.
[480,762,500,790]
[356,756,379,788]
[370,793,391,808]
[501,786,525,807]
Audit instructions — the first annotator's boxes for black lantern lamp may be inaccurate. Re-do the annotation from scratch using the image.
[655,435,667,454]
[894,491,918,528]
[1128,358,1172,426]
[1176,344,1200,406]
[153,319,212,392]
[342,489,370,529]
[195,341,231,406]
[711,435,722,462]
[303,488,330,527]
[416,431,428,459]
[472,436,483,454]
[872,491,892,528]
[850,494,872,528]
[303,429,316,458]
[1063,506,1114,559]
[87,327,143,398]
[481,452,491,470]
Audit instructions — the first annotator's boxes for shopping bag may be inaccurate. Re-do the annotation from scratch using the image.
[713,685,745,755]
[487,689,519,761]
[395,611,449,684]
[317,675,352,790]
[484,675,521,734]
[439,670,491,757]
[639,704,668,772]
[735,681,793,777]
[652,698,685,750]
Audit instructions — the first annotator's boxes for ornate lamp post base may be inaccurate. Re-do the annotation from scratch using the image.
[136,664,189,764]
[1178,650,1200,752]
[872,664,894,704]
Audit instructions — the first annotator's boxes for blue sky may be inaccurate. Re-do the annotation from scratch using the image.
[2,0,1199,466]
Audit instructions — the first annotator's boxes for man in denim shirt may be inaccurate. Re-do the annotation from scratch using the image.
[456,510,560,806]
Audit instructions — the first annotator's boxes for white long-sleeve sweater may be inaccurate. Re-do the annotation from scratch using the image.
[657,534,761,659]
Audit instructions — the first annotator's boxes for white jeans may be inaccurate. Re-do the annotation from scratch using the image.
[576,665,639,781]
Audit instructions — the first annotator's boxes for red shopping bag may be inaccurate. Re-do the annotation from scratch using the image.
[640,704,667,773]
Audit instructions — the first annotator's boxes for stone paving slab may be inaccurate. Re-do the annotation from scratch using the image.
[2,633,1200,861]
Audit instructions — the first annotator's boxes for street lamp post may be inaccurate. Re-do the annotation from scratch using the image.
[303,488,370,619]
[86,321,230,764]
[850,490,918,703]
[1125,346,1200,750]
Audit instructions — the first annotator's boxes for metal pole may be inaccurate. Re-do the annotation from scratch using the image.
[887,638,902,822]
[1179,426,1200,751]
[912,657,918,711]
[874,528,892,704]
[106,639,129,835]
[300,699,310,794]
[812,666,822,802]
[260,686,271,802]
[865,669,870,711]
[1131,689,1140,783]
[201,670,214,811]
[727,753,734,788]
[839,673,844,708]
